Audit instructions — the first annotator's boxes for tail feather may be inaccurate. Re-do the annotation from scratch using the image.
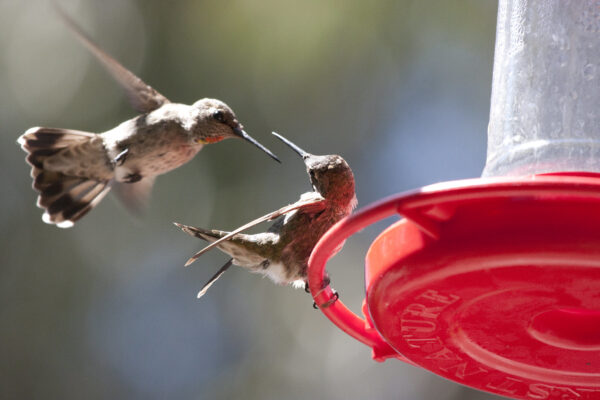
[174,222,275,267]
[19,127,111,228]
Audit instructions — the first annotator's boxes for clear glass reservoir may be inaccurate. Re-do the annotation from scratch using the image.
[483,0,600,177]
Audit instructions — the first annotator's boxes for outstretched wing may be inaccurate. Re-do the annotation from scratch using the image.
[54,2,170,113]
[177,196,327,266]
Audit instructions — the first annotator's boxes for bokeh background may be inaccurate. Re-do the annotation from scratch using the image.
[0,1,501,399]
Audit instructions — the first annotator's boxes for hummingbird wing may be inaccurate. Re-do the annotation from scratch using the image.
[176,225,227,241]
[176,195,327,266]
[112,177,156,215]
[197,258,233,299]
[54,3,170,113]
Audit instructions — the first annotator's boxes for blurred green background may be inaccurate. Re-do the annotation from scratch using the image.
[0,1,501,399]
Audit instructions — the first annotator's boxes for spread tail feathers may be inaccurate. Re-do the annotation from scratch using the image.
[174,222,274,268]
[174,223,234,298]
[19,127,111,228]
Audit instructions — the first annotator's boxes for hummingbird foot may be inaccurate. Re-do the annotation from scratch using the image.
[304,273,330,293]
[112,148,129,167]
[312,291,339,310]
[311,274,337,309]
[123,172,142,183]
[322,274,331,288]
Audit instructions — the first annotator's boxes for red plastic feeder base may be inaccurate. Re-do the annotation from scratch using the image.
[308,173,600,400]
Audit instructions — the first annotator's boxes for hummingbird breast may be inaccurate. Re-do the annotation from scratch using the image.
[274,206,349,282]
[101,109,202,182]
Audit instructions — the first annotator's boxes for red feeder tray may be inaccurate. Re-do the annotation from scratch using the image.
[308,173,600,400]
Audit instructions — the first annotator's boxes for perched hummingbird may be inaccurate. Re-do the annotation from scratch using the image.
[18,6,279,228]
[175,132,357,298]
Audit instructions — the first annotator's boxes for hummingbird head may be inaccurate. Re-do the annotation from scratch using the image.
[191,98,279,162]
[272,132,356,209]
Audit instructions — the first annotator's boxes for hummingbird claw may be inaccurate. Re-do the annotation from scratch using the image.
[305,274,329,294]
[123,172,142,183]
[322,274,331,289]
[312,290,339,309]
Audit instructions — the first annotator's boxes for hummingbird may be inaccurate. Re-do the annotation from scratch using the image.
[18,6,279,228]
[175,132,357,298]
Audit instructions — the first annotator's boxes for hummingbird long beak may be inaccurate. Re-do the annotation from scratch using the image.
[233,127,280,163]
[271,132,310,159]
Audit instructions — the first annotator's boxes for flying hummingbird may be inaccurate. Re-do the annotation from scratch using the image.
[18,6,279,228]
[175,132,357,298]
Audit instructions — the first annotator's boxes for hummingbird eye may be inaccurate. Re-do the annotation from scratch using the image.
[212,110,225,123]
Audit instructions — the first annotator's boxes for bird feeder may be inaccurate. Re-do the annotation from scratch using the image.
[308,1,600,398]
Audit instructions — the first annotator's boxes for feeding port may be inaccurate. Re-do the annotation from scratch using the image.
[308,1,600,399]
